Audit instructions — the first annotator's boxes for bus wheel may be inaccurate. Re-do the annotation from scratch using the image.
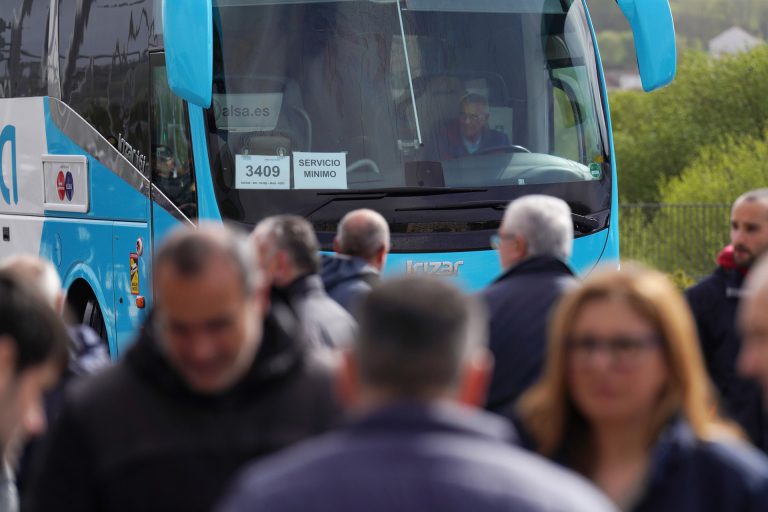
[83,295,108,343]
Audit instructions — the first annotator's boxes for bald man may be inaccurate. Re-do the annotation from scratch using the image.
[321,209,390,315]
[687,189,768,450]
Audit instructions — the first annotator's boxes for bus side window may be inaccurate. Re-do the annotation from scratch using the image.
[551,66,601,165]
[151,62,197,220]
[0,0,49,98]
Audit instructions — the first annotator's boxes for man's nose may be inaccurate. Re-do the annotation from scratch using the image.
[188,336,218,362]
[732,227,746,245]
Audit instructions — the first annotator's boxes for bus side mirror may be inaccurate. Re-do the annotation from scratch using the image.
[162,0,213,108]
[617,0,676,92]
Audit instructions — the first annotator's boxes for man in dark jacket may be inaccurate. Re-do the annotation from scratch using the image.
[24,225,341,512]
[687,189,768,451]
[321,208,389,314]
[429,93,510,160]
[482,195,576,414]
[253,215,357,349]
[216,276,614,512]
[0,256,111,493]
[0,273,69,512]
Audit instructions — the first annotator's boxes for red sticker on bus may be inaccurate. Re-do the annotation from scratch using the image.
[56,171,65,200]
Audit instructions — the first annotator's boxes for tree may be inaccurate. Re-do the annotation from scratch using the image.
[613,47,768,203]
[622,132,768,280]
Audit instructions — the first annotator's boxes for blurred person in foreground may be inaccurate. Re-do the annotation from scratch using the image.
[516,263,768,511]
[216,276,615,512]
[252,215,356,349]
[686,189,768,450]
[739,256,768,401]
[0,255,110,380]
[0,255,110,492]
[320,208,390,315]
[0,272,69,512]
[25,225,340,512]
[482,195,576,414]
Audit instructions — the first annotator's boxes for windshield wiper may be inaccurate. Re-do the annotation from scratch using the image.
[302,188,488,218]
[317,187,487,197]
[396,200,602,233]
[396,0,422,147]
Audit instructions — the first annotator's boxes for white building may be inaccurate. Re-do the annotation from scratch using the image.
[709,27,763,58]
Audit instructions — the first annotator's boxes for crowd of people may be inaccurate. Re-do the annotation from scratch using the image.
[0,190,768,511]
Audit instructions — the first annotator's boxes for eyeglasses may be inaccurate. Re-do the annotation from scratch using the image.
[567,334,661,368]
[459,112,487,122]
[490,233,516,250]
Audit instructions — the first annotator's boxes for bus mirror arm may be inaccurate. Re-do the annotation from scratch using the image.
[163,0,214,107]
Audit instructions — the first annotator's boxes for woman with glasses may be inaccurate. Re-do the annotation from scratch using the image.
[515,263,768,511]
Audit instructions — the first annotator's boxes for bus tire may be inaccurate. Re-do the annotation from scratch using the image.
[83,294,108,343]
[66,281,110,355]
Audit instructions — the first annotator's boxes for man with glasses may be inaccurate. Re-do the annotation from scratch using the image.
[482,195,576,416]
[26,225,341,512]
[429,93,509,160]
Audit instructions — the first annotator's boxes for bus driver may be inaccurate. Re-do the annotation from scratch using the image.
[429,93,509,161]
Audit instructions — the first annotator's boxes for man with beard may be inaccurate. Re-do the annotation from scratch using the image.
[687,189,768,450]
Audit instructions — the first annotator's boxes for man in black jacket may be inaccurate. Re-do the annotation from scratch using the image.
[252,215,356,350]
[0,273,69,512]
[482,195,576,414]
[24,225,341,512]
[687,189,768,451]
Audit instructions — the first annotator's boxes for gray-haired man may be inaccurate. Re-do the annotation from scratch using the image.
[252,215,357,349]
[482,194,576,414]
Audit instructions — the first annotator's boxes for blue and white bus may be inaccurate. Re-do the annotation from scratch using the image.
[0,0,676,356]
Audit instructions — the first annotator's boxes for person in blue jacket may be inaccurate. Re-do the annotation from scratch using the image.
[482,195,577,414]
[216,276,615,512]
[516,263,768,511]
[321,208,390,315]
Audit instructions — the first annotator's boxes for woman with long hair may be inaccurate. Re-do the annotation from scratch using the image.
[516,263,768,511]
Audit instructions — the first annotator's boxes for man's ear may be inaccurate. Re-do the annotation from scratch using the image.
[333,238,342,254]
[455,349,493,408]
[336,349,361,410]
[251,284,271,316]
[373,246,388,271]
[0,337,17,395]
[55,292,67,316]
[513,235,529,261]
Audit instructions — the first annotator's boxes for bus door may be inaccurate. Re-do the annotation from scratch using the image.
[148,52,198,262]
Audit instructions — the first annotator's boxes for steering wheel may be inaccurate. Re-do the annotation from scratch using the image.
[475,144,531,156]
[517,165,587,184]
[347,158,381,174]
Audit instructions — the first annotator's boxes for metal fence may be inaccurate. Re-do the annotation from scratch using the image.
[619,203,731,283]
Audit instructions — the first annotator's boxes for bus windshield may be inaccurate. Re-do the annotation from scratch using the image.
[205,0,611,245]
